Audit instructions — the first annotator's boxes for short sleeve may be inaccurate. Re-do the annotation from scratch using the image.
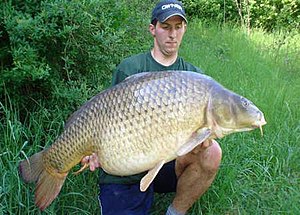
[111,68,129,86]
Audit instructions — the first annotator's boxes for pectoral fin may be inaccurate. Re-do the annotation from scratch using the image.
[140,160,165,192]
[177,128,212,156]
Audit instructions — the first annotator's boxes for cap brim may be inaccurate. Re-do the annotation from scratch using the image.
[159,12,188,23]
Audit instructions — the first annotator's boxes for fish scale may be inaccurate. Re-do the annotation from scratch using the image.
[84,72,200,174]
[19,71,266,210]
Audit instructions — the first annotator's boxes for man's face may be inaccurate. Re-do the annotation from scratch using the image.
[150,16,186,56]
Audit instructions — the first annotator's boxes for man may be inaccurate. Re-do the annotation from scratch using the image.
[82,0,222,214]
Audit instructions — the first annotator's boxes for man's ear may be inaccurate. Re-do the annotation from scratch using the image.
[183,22,187,33]
[149,24,156,37]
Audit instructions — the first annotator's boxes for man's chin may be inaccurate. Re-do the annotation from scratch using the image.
[164,48,178,56]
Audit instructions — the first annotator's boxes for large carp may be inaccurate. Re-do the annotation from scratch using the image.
[19,71,266,210]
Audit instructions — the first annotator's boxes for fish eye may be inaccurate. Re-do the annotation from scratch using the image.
[241,97,250,108]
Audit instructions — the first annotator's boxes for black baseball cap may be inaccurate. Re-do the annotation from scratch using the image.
[151,0,187,24]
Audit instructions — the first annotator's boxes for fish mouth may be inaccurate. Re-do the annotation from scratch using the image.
[252,115,267,136]
[217,116,267,138]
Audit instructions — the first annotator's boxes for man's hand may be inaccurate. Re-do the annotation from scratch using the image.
[190,139,214,154]
[77,140,212,174]
[80,153,101,172]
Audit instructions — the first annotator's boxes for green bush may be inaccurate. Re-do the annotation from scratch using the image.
[251,0,300,31]
[183,0,238,23]
[183,0,300,31]
[0,0,153,115]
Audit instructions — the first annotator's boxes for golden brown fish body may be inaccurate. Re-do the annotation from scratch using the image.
[19,71,266,210]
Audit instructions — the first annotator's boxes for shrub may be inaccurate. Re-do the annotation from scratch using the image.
[183,0,300,31]
[0,0,153,116]
[251,0,300,31]
[183,0,238,23]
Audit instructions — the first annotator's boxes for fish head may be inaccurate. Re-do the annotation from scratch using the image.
[207,87,267,138]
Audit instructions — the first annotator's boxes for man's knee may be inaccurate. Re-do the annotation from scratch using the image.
[176,140,222,178]
[200,140,222,174]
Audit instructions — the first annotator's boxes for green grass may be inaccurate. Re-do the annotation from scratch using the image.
[1,21,300,214]
[152,21,300,214]
[0,101,101,214]
[181,21,299,214]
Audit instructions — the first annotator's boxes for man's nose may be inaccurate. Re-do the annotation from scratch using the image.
[169,28,176,38]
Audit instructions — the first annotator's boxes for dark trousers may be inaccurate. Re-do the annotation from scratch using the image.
[99,160,177,215]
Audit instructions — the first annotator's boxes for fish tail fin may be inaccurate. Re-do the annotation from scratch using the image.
[19,150,67,211]
[19,151,45,183]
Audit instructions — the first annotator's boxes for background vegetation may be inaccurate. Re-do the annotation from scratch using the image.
[184,0,300,31]
[1,0,299,214]
[1,0,154,117]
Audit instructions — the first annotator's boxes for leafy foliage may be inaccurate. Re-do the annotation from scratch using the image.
[0,0,153,116]
[183,0,300,31]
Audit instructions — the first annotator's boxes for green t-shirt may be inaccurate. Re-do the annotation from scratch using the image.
[111,51,203,86]
[99,51,203,184]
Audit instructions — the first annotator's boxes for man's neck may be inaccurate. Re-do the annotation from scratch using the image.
[151,49,178,67]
